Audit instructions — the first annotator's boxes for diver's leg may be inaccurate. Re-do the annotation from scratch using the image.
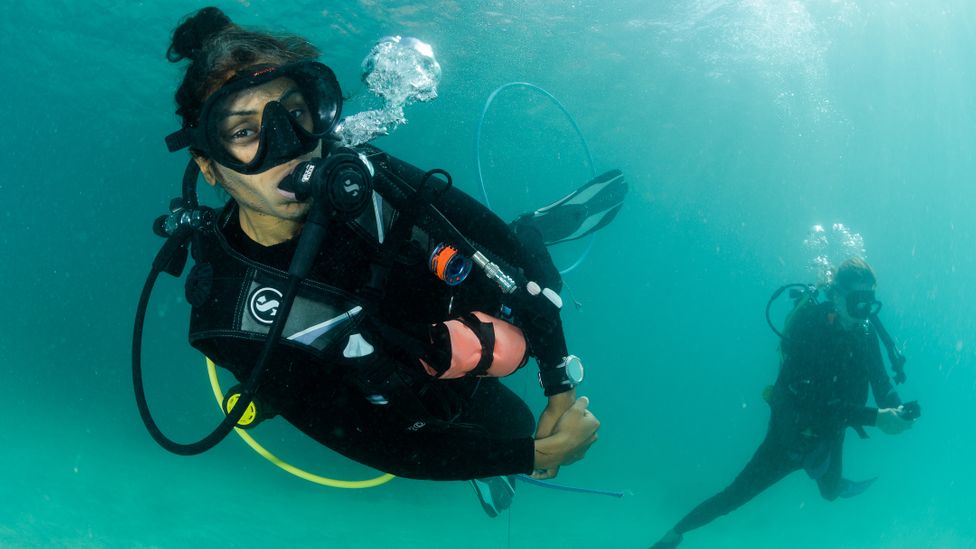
[816,432,846,501]
[449,377,534,517]
[652,434,799,547]
[441,377,534,437]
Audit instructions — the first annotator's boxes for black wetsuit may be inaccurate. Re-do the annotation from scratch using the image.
[198,147,566,480]
[671,301,901,535]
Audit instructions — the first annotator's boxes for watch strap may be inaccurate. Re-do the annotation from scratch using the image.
[539,363,575,396]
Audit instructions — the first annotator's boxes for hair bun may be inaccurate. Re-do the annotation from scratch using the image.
[167,7,233,62]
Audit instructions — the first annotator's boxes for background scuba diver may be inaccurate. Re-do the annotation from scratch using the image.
[154,7,626,507]
[649,257,917,549]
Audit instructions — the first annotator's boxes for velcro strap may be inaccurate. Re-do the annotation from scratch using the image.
[460,313,496,376]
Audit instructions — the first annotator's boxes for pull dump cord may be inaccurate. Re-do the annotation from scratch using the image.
[870,313,907,384]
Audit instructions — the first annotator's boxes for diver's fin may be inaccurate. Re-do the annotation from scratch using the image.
[470,475,516,518]
[838,476,878,499]
[522,169,628,246]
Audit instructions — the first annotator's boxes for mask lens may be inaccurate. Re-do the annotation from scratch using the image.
[209,84,275,165]
[846,289,878,319]
[292,65,340,135]
[200,62,342,173]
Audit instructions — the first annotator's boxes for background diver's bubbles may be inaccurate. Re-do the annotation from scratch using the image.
[803,222,866,285]
[336,36,442,147]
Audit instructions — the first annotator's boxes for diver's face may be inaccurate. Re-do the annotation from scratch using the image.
[215,76,317,165]
[200,77,321,232]
[834,282,877,330]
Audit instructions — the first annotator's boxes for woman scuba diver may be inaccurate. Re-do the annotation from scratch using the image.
[134,7,625,514]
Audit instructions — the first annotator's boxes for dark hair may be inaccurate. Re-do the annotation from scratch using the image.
[833,256,877,291]
[167,7,321,129]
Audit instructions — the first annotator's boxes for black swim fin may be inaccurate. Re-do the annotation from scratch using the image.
[519,169,628,246]
[470,475,516,517]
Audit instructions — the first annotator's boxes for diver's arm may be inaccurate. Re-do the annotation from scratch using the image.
[866,327,902,408]
[844,334,907,432]
[429,181,573,370]
[839,402,911,434]
[375,149,573,374]
[371,147,560,291]
[431,184,558,288]
[870,346,914,434]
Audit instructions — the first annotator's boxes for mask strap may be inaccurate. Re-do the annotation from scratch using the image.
[181,159,202,209]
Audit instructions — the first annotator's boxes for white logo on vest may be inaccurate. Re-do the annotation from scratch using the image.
[249,287,283,325]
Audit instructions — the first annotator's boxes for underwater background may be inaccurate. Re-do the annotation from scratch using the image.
[1,1,974,547]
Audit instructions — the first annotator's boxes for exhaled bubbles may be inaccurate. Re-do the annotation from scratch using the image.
[803,223,866,285]
[336,36,442,147]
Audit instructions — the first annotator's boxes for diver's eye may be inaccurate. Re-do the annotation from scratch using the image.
[231,127,257,140]
[222,124,260,145]
[288,106,314,132]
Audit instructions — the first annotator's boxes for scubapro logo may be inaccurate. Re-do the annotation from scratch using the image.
[249,287,283,325]
[343,178,361,196]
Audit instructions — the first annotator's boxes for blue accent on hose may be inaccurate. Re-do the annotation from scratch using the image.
[515,474,625,499]
[474,82,596,275]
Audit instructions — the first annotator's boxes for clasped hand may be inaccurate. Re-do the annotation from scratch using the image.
[532,390,600,479]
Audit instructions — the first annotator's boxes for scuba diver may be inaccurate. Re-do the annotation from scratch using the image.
[135,7,627,517]
[649,257,918,548]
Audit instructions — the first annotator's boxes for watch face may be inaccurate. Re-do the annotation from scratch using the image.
[565,355,584,384]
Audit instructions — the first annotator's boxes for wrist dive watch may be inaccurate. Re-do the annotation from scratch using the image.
[539,354,584,395]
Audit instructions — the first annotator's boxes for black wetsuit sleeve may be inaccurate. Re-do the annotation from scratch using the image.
[868,327,902,406]
[861,327,902,422]
[844,327,902,428]
[376,149,557,285]
[373,148,570,368]
[429,184,571,369]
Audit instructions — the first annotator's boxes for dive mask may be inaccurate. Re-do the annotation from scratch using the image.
[845,289,881,319]
[165,61,342,174]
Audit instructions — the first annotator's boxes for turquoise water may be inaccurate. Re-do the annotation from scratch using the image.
[2,1,974,547]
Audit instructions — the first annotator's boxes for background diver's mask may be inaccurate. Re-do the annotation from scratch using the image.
[844,288,882,319]
[165,61,342,174]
